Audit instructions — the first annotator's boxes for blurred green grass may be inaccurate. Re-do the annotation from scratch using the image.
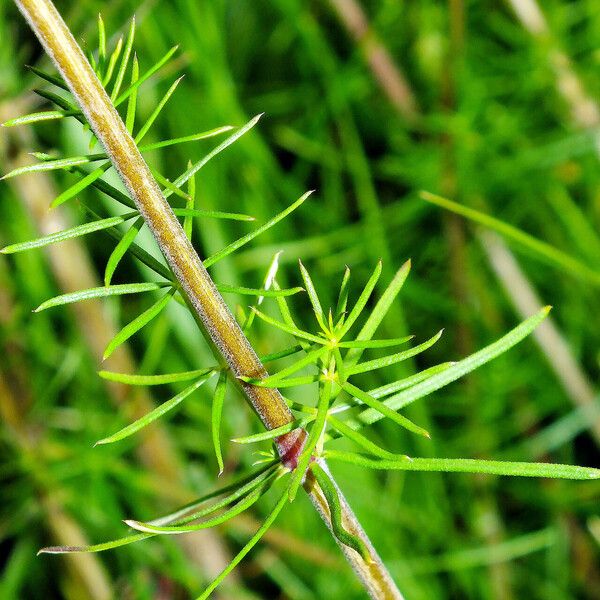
[1,0,599,598]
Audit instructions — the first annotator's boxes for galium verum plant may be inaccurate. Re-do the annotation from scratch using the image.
[4,1,599,598]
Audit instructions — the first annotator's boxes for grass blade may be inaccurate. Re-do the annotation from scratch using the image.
[324,451,600,480]
[1,213,136,254]
[95,372,216,445]
[204,191,313,267]
[103,288,176,360]
[35,282,170,312]
[421,192,600,286]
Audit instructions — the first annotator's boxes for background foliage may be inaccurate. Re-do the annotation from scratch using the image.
[1,0,599,598]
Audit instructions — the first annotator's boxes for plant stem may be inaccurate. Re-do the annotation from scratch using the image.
[14,0,402,597]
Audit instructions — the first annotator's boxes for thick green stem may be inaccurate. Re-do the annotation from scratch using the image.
[14,0,402,597]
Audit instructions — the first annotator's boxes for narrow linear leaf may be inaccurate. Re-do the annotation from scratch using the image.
[52,161,111,208]
[342,381,429,438]
[2,154,103,179]
[345,259,411,367]
[337,336,414,349]
[335,266,351,322]
[324,451,600,480]
[184,160,195,240]
[172,208,254,222]
[421,191,600,286]
[168,114,263,194]
[242,345,327,388]
[327,415,408,461]
[195,490,288,600]
[217,284,303,297]
[102,35,122,87]
[2,110,78,127]
[126,475,277,534]
[125,54,139,132]
[95,372,215,445]
[111,17,135,101]
[1,213,136,254]
[298,260,326,331]
[259,344,303,364]
[104,217,145,286]
[241,375,319,389]
[103,288,176,360]
[35,282,170,312]
[311,462,370,560]
[232,418,310,444]
[288,377,333,501]
[250,307,324,344]
[204,191,312,267]
[26,65,68,90]
[243,252,282,332]
[38,533,151,555]
[212,371,228,475]
[134,76,184,143]
[338,260,382,339]
[139,126,234,152]
[99,367,217,386]
[346,329,443,376]
[115,45,179,107]
[358,307,552,426]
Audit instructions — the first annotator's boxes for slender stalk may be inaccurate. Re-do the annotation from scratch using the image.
[14,0,401,597]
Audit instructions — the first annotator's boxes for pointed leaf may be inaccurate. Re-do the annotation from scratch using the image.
[95,373,215,445]
[98,368,217,386]
[104,216,144,286]
[35,282,170,312]
[249,307,324,344]
[204,191,312,267]
[298,260,326,331]
[216,284,303,297]
[103,288,176,360]
[1,213,136,254]
[111,17,135,101]
[139,126,234,152]
[212,371,228,475]
[51,162,111,208]
[2,110,78,127]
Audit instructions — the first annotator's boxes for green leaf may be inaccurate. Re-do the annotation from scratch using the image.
[344,259,411,367]
[420,191,600,286]
[51,162,111,208]
[134,76,184,143]
[259,344,303,363]
[357,307,552,426]
[95,372,216,445]
[337,336,414,349]
[35,282,171,312]
[103,288,176,360]
[115,45,179,107]
[288,376,333,501]
[298,260,326,331]
[216,284,303,297]
[104,217,145,286]
[342,381,429,438]
[369,362,456,399]
[241,375,319,389]
[26,65,68,91]
[346,329,443,376]
[126,473,277,534]
[204,191,313,267]
[2,110,78,127]
[327,415,408,460]
[111,17,135,101]
[324,451,600,480]
[337,260,382,339]
[195,490,288,600]
[231,418,311,444]
[2,154,103,179]
[184,161,195,240]
[212,371,228,475]
[310,462,370,560]
[172,208,254,222]
[1,213,136,254]
[98,368,217,386]
[241,345,327,388]
[38,533,151,555]
[97,15,106,71]
[125,54,139,133]
[167,115,263,195]
[249,307,325,344]
[102,35,122,87]
[335,266,351,321]
[139,126,234,152]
